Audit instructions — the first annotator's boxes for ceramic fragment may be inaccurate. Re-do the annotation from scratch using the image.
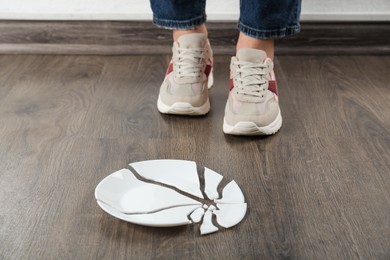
[130,160,204,199]
[214,203,247,228]
[204,167,223,200]
[214,180,245,204]
[208,205,216,212]
[200,210,219,235]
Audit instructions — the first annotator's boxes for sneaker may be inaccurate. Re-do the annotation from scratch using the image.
[157,33,213,115]
[223,48,282,135]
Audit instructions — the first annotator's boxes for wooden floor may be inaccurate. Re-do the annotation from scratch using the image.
[0,54,389,259]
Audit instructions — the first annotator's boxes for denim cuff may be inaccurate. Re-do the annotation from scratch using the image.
[153,14,207,30]
[238,22,301,39]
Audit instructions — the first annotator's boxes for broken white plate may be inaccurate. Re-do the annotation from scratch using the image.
[130,160,204,199]
[95,160,247,235]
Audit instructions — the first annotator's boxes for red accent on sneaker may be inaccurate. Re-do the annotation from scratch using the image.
[229,78,234,91]
[268,80,278,96]
[165,62,174,77]
[205,64,212,77]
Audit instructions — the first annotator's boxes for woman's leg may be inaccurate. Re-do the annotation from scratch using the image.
[223,0,302,135]
[238,0,301,40]
[173,24,208,42]
[236,34,275,60]
[150,0,208,41]
[150,0,213,116]
[236,0,301,59]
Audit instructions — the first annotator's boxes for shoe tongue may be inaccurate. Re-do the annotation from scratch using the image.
[236,48,267,63]
[177,33,206,49]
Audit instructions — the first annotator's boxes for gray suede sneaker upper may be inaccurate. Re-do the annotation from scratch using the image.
[224,48,281,129]
[157,33,213,115]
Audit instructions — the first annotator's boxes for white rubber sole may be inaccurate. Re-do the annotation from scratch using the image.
[157,71,213,116]
[223,110,282,136]
[157,97,210,116]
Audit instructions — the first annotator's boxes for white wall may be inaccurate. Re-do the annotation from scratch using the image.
[0,0,388,21]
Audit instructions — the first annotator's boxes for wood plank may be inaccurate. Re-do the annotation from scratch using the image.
[0,21,389,55]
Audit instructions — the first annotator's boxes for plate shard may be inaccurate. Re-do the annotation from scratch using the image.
[95,168,201,214]
[204,167,223,200]
[130,160,204,199]
[214,180,245,204]
[214,203,247,228]
[200,210,219,235]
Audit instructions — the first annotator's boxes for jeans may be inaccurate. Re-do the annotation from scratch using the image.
[150,0,301,39]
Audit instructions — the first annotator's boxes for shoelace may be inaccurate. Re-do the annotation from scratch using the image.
[231,60,270,98]
[175,47,207,78]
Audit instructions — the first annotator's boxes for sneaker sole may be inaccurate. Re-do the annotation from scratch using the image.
[223,110,282,136]
[157,71,213,116]
[157,96,210,116]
